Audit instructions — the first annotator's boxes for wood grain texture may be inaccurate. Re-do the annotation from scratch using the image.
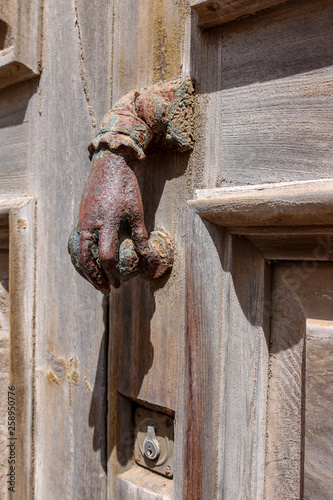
[0,213,9,250]
[265,264,333,499]
[219,235,270,499]
[264,264,306,499]
[114,467,173,499]
[184,206,270,499]
[191,0,290,29]
[188,183,333,498]
[191,179,333,227]
[25,1,113,498]
[107,2,191,499]
[305,326,333,500]
[0,0,15,30]
[111,0,190,102]
[0,81,30,196]
[0,212,9,499]
[14,0,42,73]
[107,151,190,500]
[191,181,333,261]
[183,208,226,500]
[0,0,42,89]
[245,233,333,261]
[7,198,35,500]
[2,0,333,498]
[190,0,333,188]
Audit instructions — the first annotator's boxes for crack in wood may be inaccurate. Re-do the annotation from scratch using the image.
[73,0,97,132]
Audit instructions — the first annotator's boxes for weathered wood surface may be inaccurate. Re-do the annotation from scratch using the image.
[187,185,333,499]
[191,181,333,261]
[191,179,333,227]
[8,198,35,500]
[265,264,306,499]
[14,0,41,73]
[0,81,30,196]
[305,324,333,500]
[265,264,333,499]
[184,206,270,499]
[114,467,173,499]
[183,209,226,500]
[218,237,270,500]
[108,2,191,499]
[291,270,333,499]
[111,0,190,102]
[0,0,15,32]
[25,1,113,498]
[191,0,333,188]
[0,212,9,499]
[191,0,290,29]
[243,231,333,261]
[0,0,41,89]
[1,0,333,498]
[0,198,36,498]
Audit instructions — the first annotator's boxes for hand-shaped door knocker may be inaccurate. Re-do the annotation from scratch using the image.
[68,78,195,294]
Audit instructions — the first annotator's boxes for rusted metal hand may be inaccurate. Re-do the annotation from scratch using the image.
[68,78,194,293]
[68,150,174,293]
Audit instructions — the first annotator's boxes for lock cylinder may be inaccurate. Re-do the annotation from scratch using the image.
[143,425,160,460]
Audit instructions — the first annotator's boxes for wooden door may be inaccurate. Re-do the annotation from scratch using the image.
[105,2,333,499]
[184,180,333,499]
[1,1,333,499]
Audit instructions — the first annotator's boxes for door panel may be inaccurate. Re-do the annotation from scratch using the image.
[265,263,333,500]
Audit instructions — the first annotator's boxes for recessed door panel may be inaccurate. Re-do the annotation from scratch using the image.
[265,263,333,500]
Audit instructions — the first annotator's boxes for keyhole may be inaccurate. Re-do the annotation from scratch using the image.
[143,426,160,460]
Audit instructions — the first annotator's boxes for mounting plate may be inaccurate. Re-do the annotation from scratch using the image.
[134,407,174,479]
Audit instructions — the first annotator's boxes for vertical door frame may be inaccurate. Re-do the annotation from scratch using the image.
[0,197,36,499]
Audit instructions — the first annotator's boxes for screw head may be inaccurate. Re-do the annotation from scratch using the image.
[165,466,171,476]
[136,455,141,462]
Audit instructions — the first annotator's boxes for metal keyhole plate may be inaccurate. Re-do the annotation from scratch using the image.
[134,407,174,478]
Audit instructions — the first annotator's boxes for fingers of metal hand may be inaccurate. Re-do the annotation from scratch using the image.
[131,219,150,260]
[77,229,110,294]
[132,221,168,278]
[68,226,87,280]
[98,227,121,289]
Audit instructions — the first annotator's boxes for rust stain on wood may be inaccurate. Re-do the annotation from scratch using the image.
[184,218,203,500]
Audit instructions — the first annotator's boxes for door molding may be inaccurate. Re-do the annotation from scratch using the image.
[0,196,36,499]
[184,179,333,499]
[0,0,42,90]
[191,0,291,29]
